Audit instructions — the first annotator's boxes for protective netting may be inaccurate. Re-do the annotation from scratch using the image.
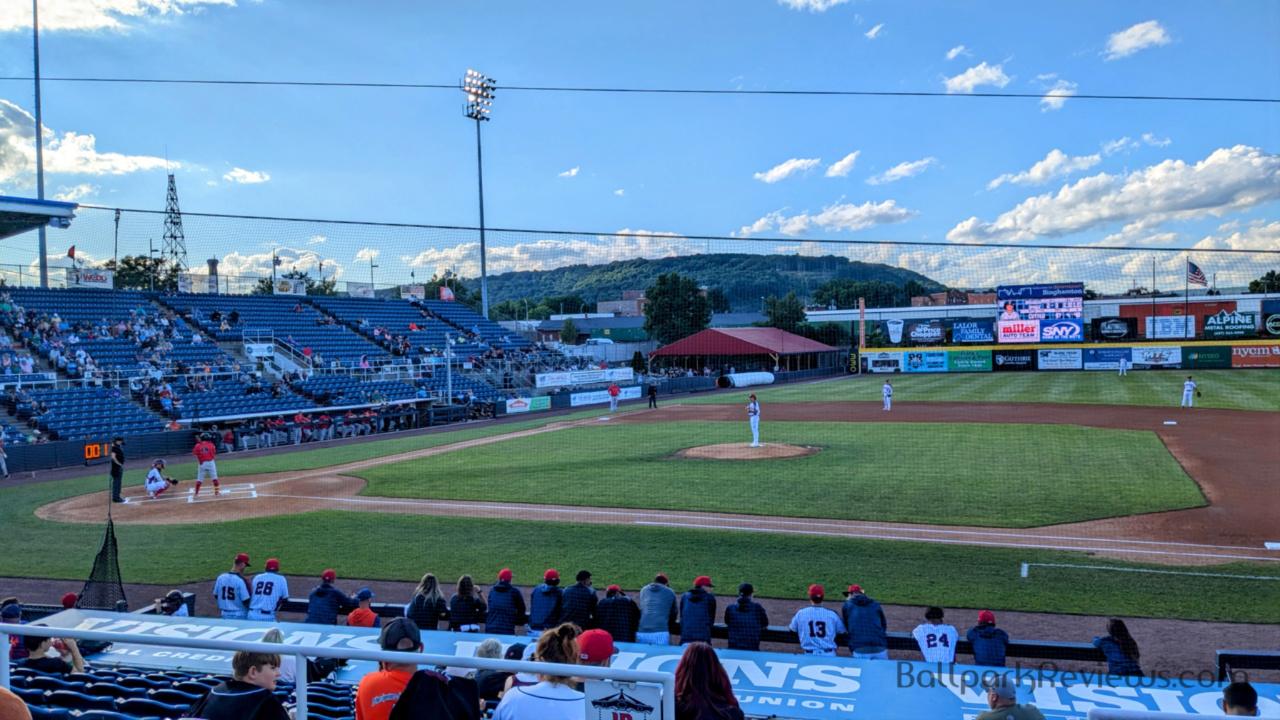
[77,516,128,612]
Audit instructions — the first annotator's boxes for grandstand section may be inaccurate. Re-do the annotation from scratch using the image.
[13,388,164,442]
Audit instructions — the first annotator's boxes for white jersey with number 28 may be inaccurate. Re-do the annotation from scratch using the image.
[249,571,290,615]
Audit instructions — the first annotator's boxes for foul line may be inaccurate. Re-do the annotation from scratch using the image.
[1020,562,1280,580]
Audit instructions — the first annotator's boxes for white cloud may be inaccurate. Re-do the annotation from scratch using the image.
[734,199,917,237]
[0,0,239,33]
[0,99,167,189]
[948,145,1280,243]
[825,151,860,178]
[866,157,936,185]
[52,183,98,202]
[223,167,269,184]
[945,45,970,61]
[754,157,821,183]
[987,149,1101,189]
[1039,79,1077,111]
[218,247,344,280]
[614,189,625,196]
[1105,20,1171,60]
[777,0,848,12]
[401,230,700,278]
[354,248,380,263]
[864,23,884,39]
[943,62,1011,94]
[1102,137,1138,156]
[1142,133,1171,147]
[557,166,579,177]
[306,236,326,245]
[1193,221,1280,252]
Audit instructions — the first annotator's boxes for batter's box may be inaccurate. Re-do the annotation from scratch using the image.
[186,484,257,503]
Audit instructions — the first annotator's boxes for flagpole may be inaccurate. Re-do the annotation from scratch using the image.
[1184,254,1190,339]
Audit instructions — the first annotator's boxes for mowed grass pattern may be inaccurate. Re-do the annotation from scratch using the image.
[357,422,1204,527]
[688,368,1280,412]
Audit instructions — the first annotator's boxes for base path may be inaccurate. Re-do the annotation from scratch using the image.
[37,401,1280,565]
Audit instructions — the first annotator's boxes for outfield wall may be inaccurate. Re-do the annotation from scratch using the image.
[857,341,1280,373]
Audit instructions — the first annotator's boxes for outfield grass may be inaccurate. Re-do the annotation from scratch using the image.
[355,422,1203,527]
[687,369,1280,412]
[1,474,1272,623]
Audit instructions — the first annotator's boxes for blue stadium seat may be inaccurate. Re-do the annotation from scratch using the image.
[45,689,118,712]
[13,686,45,705]
[26,707,70,720]
[26,676,84,693]
[70,712,138,720]
[147,687,200,707]
[117,697,187,718]
[117,676,169,691]
[84,682,147,700]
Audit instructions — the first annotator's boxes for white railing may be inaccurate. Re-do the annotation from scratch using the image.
[1,625,676,719]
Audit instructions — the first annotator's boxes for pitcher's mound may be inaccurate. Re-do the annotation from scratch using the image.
[674,443,819,460]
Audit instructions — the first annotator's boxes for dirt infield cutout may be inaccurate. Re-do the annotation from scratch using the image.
[674,443,820,460]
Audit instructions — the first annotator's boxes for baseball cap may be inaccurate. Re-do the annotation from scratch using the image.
[843,584,863,596]
[165,590,183,602]
[654,574,669,585]
[578,629,618,663]
[235,553,251,566]
[61,593,78,609]
[265,558,280,572]
[694,575,713,588]
[749,394,756,399]
[978,610,996,624]
[378,617,421,651]
[356,588,375,602]
[321,569,336,582]
[503,643,527,661]
[498,569,513,582]
[606,584,621,593]
[0,604,20,619]
[808,584,824,600]
[544,569,559,582]
[738,583,754,596]
[982,674,1018,700]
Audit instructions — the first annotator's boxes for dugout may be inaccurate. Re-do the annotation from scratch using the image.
[649,327,842,373]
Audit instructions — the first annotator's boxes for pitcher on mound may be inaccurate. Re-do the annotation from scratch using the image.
[192,433,220,498]
[747,394,761,447]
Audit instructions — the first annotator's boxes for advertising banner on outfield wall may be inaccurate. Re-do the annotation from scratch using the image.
[69,268,114,290]
[1181,347,1232,369]
[571,385,642,406]
[1263,312,1280,338]
[951,321,994,343]
[904,351,947,372]
[946,350,992,372]
[1036,349,1082,370]
[905,321,946,345]
[1131,346,1182,369]
[993,350,1034,371]
[1145,316,1195,339]
[860,351,903,373]
[504,396,552,414]
[1202,310,1257,339]
[536,368,635,389]
[1091,317,1138,342]
[1232,345,1280,368]
[1082,347,1130,370]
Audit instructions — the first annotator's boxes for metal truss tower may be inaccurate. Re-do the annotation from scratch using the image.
[161,173,188,272]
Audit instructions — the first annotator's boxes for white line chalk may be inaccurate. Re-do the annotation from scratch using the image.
[1020,562,1279,581]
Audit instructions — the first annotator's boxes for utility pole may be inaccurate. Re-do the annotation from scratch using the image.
[113,209,121,267]
[33,0,47,287]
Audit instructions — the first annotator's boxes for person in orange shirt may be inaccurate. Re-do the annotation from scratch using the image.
[355,618,420,720]
[347,589,380,628]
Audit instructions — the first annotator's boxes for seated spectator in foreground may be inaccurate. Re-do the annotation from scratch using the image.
[577,628,617,673]
[0,686,31,720]
[841,584,887,660]
[492,623,583,720]
[912,606,958,663]
[347,588,380,628]
[976,674,1044,720]
[1093,618,1143,677]
[475,642,521,701]
[20,634,84,675]
[1,599,25,661]
[674,642,745,720]
[306,569,353,625]
[679,576,716,645]
[261,628,297,684]
[967,610,1010,668]
[1223,681,1258,716]
[724,583,768,652]
[596,585,640,644]
[791,585,845,656]
[486,568,526,636]
[355,618,421,720]
[450,575,486,633]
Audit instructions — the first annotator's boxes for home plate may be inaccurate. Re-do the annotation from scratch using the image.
[187,484,257,503]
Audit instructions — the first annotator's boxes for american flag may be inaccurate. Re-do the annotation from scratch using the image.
[1186,260,1208,287]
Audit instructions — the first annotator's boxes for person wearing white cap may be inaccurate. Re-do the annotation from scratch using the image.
[976,673,1044,720]
[747,394,761,447]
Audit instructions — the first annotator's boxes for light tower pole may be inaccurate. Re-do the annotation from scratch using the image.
[462,69,496,318]
[33,0,47,287]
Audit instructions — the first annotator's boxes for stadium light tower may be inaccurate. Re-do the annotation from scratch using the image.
[462,69,496,318]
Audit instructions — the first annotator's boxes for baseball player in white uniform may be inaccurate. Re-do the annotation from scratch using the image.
[248,558,290,621]
[747,394,761,447]
[882,381,893,411]
[144,459,179,500]
[1181,375,1197,408]
[911,607,959,663]
[789,585,846,656]
[213,553,252,620]
[1117,355,1128,376]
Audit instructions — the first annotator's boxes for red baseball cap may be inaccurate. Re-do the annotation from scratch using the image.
[544,569,559,582]
[498,569,513,582]
[808,584,824,600]
[235,553,251,566]
[61,593,78,609]
[979,610,996,624]
[606,584,622,593]
[694,575,713,588]
[578,629,617,663]
[321,569,336,582]
[843,584,863,596]
[654,574,669,584]
[265,558,280,572]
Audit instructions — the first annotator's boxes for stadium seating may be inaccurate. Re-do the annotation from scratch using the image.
[163,380,312,419]
[420,299,532,352]
[292,375,419,405]
[311,296,531,354]
[415,375,503,402]
[14,388,165,441]
[3,287,154,327]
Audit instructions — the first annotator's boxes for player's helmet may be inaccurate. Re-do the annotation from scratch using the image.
[200,433,212,441]
[153,459,166,467]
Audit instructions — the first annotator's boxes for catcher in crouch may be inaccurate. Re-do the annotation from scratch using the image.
[144,459,180,500]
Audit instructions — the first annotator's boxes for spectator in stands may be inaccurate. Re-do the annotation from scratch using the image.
[449,575,486,633]
[229,309,240,325]
[486,568,526,636]
[20,634,84,675]
[528,569,565,640]
[259,628,298,685]
[679,576,716,645]
[637,573,677,646]
[306,569,354,625]
[912,607,959,663]
[967,610,1010,667]
[577,628,617,670]
[1223,681,1258,716]
[673,642,745,720]
[186,648,290,720]
[976,674,1043,720]
[562,570,598,630]
[841,585,888,660]
[492,623,582,720]
[475,642,520,701]
[596,585,640,643]
[1093,618,1143,677]
[348,589,380,628]
[3,602,28,661]
[155,590,189,616]
[406,573,448,630]
[724,583,769,651]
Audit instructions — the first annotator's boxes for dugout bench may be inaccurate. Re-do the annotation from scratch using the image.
[1217,650,1280,681]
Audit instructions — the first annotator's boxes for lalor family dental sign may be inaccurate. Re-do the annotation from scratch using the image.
[23,611,1276,720]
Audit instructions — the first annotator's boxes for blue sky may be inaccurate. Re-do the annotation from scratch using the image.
[0,0,1277,290]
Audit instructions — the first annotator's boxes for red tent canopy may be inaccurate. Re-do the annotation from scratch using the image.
[649,327,836,356]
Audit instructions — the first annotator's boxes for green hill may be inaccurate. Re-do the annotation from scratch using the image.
[479,254,944,312]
